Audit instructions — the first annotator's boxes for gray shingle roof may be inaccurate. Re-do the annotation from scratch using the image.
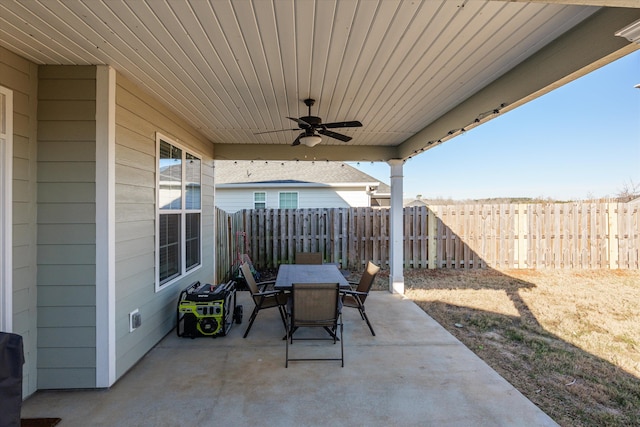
[215,160,390,192]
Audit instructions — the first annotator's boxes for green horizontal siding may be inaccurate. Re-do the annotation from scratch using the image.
[37,65,98,389]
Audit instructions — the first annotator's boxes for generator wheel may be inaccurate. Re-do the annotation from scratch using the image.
[234,305,243,324]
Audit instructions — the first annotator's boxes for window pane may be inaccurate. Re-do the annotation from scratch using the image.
[185,213,200,270]
[159,214,181,283]
[159,140,182,209]
[279,192,298,209]
[185,153,201,209]
[254,192,266,209]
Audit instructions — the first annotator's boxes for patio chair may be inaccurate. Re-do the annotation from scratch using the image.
[295,252,323,264]
[286,283,343,368]
[240,262,288,338]
[341,261,380,336]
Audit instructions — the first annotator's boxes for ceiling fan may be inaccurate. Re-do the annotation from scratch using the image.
[256,98,362,147]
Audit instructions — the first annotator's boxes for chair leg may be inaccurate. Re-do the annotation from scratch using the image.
[339,316,344,367]
[243,306,260,338]
[285,320,289,368]
[360,307,375,336]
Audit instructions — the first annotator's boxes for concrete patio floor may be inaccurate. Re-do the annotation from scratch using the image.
[21,291,558,426]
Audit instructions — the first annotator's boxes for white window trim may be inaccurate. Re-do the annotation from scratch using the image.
[253,191,266,209]
[155,133,202,292]
[0,85,13,332]
[278,191,299,209]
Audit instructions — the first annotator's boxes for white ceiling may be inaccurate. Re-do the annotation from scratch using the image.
[0,0,638,161]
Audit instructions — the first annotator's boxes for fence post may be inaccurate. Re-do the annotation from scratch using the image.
[608,202,618,269]
[517,204,527,268]
[428,206,438,269]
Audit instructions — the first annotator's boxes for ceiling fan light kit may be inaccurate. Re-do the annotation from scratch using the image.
[300,135,322,147]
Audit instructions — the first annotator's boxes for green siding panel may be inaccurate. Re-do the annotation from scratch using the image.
[38,368,96,390]
[38,348,96,368]
[38,79,96,100]
[37,65,98,390]
[38,65,96,79]
[38,307,96,327]
[38,245,96,265]
[37,203,96,224]
[115,220,154,243]
[37,265,96,285]
[38,100,96,120]
[38,162,96,182]
[37,120,96,141]
[2,45,39,397]
[37,183,96,203]
[37,327,96,348]
[38,141,95,161]
[38,285,96,306]
[114,73,215,381]
[38,224,96,245]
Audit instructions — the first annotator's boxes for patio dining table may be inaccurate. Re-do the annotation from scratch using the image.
[274,264,350,291]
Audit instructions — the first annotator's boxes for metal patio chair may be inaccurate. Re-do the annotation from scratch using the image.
[240,262,288,338]
[295,252,323,264]
[341,261,380,336]
[285,283,343,368]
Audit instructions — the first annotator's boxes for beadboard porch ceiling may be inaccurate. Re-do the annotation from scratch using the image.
[0,0,638,162]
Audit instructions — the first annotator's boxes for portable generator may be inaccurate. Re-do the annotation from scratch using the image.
[177,280,242,338]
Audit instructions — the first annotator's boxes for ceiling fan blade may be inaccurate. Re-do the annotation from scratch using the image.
[287,117,312,129]
[318,128,352,142]
[322,120,362,129]
[291,133,303,146]
[254,128,298,135]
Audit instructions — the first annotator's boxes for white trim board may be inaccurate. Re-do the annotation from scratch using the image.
[95,66,116,387]
[0,85,13,332]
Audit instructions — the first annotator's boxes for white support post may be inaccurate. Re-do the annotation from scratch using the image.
[96,66,116,387]
[388,159,404,294]
[0,86,13,332]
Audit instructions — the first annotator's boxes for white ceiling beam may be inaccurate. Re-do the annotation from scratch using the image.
[213,143,396,162]
[397,7,640,161]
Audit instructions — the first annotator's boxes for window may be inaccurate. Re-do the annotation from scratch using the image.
[157,134,201,290]
[279,192,298,209]
[254,192,266,209]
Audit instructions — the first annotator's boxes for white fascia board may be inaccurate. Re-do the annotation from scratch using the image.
[216,181,380,189]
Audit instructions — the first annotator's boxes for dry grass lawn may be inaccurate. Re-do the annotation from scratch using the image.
[392,268,640,427]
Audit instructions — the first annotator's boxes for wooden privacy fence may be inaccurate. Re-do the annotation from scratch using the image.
[432,202,638,269]
[215,201,639,280]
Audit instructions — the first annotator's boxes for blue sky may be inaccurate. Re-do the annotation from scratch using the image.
[352,50,640,201]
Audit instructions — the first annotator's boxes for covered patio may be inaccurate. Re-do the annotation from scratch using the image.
[2,0,639,406]
[21,291,557,426]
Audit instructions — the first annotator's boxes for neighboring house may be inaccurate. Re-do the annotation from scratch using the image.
[215,161,390,213]
[403,196,429,207]
[1,53,217,395]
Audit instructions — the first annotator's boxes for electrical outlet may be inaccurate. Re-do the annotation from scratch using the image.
[129,309,141,332]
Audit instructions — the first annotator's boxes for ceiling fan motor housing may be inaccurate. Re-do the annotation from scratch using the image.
[299,116,322,127]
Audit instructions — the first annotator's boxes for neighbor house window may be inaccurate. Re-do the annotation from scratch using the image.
[254,192,266,209]
[157,134,201,290]
[279,192,298,209]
